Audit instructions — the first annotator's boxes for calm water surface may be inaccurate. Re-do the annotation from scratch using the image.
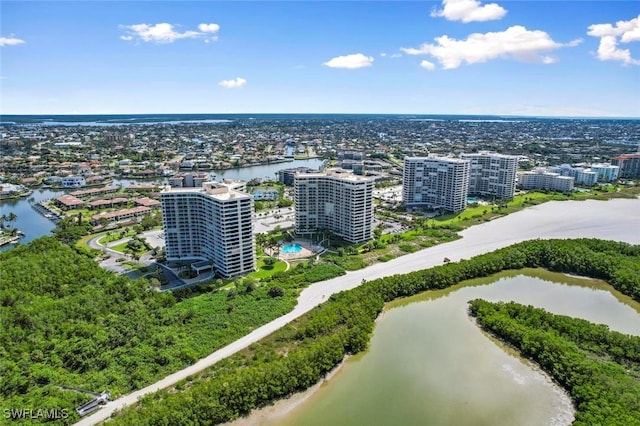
[0,187,63,248]
[213,158,324,182]
[274,270,640,426]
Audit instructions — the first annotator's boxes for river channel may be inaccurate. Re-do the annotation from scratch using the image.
[253,269,640,426]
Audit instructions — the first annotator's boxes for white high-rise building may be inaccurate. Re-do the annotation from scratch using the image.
[460,151,519,199]
[160,182,255,278]
[403,156,471,212]
[294,169,374,244]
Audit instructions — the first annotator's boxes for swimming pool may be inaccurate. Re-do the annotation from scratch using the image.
[467,197,479,204]
[281,243,303,254]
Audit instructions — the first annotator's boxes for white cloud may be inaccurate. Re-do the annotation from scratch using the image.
[0,36,26,47]
[119,22,220,43]
[587,14,640,65]
[198,23,220,33]
[380,52,387,57]
[420,60,436,71]
[323,53,374,69]
[218,77,247,89]
[431,0,506,23]
[401,26,578,69]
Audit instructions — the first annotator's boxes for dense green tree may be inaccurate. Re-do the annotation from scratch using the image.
[109,238,640,425]
[469,300,640,425]
[0,237,297,424]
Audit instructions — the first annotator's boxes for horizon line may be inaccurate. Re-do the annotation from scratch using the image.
[1,112,639,120]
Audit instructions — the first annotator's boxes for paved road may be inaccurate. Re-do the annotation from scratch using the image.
[87,234,131,275]
[76,198,640,425]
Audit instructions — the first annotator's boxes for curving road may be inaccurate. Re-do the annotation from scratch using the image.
[76,198,640,425]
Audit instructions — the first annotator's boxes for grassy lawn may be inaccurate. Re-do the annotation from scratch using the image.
[430,203,495,226]
[98,230,138,245]
[121,260,149,273]
[110,241,150,256]
[248,257,288,280]
[63,207,96,219]
[75,230,108,249]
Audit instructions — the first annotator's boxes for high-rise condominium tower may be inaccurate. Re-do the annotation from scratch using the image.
[402,156,471,212]
[160,182,255,278]
[460,151,519,199]
[294,169,374,244]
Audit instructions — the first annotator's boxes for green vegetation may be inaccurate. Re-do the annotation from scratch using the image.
[52,215,92,245]
[249,257,288,279]
[469,300,640,425]
[111,238,640,425]
[314,226,459,272]
[109,236,151,257]
[0,237,297,424]
[398,243,417,253]
[323,253,367,270]
[97,229,137,245]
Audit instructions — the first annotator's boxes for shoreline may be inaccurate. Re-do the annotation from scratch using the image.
[76,197,640,426]
[224,355,350,426]
[227,286,578,426]
[227,308,390,425]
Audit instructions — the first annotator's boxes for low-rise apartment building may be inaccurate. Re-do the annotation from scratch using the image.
[517,170,574,192]
[590,163,620,182]
[549,164,598,186]
[61,176,86,188]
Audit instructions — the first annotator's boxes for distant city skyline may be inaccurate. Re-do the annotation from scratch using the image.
[1,1,639,117]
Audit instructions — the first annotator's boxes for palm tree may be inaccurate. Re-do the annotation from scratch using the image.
[6,212,17,228]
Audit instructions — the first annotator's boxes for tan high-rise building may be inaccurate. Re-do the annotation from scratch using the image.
[611,153,640,178]
[402,156,470,212]
[160,182,255,278]
[294,169,374,244]
[460,151,519,199]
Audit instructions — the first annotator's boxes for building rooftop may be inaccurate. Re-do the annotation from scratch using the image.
[135,197,161,207]
[91,206,151,221]
[613,153,640,159]
[461,151,520,159]
[55,194,85,207]
[70,185,119,197]
[294,168,375,182]
[405,156,470,164]
[161,181,251,201]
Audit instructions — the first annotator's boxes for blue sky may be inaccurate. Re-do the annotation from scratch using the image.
[1,1,639,116]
